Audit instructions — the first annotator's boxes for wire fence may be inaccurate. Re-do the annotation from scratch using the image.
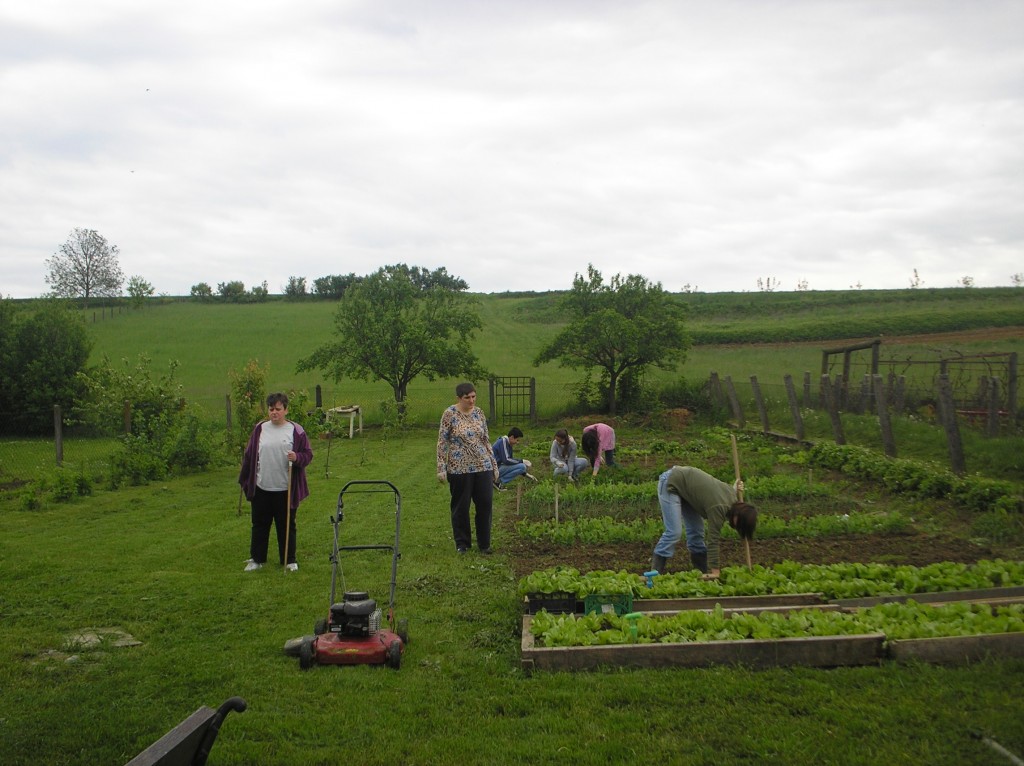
[2,369,1019,497]
[0,380,581,494]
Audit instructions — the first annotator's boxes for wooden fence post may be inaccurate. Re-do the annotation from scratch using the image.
[936,374,966,475]
[750,375,770,433]
[709,372,724,407]
[802,371,811,408]
[1008,352,1018,415]
[893,375,906,415]
[820,374,845,444]
[856,374,871,414]
[986,377,1000,438]
[873,375,896,457]
[833,375,846,412]
[784,374,805,441]
[723,376,745,428]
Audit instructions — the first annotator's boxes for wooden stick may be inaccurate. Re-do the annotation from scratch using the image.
[283,461,293,571]
[730,434,743,501]
[731,435,752,571]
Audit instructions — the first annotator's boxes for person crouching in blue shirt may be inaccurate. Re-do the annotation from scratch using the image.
[492,427,537,490]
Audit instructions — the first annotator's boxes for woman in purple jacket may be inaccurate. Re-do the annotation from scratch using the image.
[238,392,314,571]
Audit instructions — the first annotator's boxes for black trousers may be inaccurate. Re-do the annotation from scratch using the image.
[447,471,493,551]
[250,487,297,565]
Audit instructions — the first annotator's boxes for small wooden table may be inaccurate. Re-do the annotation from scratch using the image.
[327,405,362,438]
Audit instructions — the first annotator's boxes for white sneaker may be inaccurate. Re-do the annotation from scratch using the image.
[244,560,263,572]
[286,563,298,572]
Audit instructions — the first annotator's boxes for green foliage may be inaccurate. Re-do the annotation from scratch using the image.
[162,410,218,473]
[297,264,488,404]
[516,509,908,545]
[284,276,308,300]
[0,299,92,435]
[534,264,690,414]
[807,443,1022,513]
[280,388,324,438]
[190,282,213,300]
[125,275,154,308]
[217,280,247,301]
[530,601,1024,647]
[971,509,1024,544]
[48,467,93,502]
[77,354,185,438]
[520,559,1024,599]
[108,433,168,486]
[228,359,268,455]
[311,272,359,299]
[249,280,270,302]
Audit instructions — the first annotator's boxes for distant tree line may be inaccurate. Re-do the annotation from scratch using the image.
[190,265,469,303]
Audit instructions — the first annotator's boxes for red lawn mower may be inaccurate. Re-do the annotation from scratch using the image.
[298,480,408,670]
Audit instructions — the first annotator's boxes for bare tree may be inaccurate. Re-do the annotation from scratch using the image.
[45,228,124,303]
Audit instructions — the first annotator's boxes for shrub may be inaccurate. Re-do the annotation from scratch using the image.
[164,411,218,473]
[971,509,1024,544]
[807,443,1020,513]
[49,468,92,502]
[109,434,167,487]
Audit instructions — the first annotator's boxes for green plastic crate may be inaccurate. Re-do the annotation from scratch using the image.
[583,593,633,616]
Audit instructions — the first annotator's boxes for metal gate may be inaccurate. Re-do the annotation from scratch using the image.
[488,377,536,425]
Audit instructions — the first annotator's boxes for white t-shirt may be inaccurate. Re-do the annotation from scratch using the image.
[256,421,295,491]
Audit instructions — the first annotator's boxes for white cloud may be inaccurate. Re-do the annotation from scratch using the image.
[2,0,1023,298]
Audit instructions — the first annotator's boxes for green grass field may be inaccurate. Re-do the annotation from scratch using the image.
[1,287,1022,764]
[77,288,1024,426]
[2,430,1022,765]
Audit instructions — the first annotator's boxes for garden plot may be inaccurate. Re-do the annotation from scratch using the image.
[518,562,1024,672]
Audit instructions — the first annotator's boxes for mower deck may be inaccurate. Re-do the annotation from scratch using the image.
[311,628,404,666]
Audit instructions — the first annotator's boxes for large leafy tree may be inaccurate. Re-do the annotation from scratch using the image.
[298,264,488,406]
[534,264,690,414]
[45,228,124,303]
[0,299,92,434]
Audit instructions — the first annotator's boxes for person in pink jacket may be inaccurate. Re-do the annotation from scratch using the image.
[238,392,314,572]
[581,423,616,476]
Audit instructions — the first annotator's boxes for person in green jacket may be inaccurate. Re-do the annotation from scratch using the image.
[650,466,757,577]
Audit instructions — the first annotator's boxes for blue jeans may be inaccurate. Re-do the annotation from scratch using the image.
[653,469,707,559]
[497,463,528,485]
[553,458,588,480]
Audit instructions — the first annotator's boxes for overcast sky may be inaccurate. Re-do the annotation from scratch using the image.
[2,0,1023,298]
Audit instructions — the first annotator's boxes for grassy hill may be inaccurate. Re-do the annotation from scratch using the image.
[80,287,1023,425]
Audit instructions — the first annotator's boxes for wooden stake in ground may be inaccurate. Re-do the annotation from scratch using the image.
[283,461,293,571]
[731,435,752,571]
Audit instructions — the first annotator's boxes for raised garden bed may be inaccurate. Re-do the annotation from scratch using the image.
[521,623,886,672]
[520,586,1024,673]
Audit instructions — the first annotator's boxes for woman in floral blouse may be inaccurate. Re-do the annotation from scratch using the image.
[436,382,499,554]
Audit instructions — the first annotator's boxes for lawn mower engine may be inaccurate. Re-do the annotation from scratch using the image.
[302,588,404,670]
[330,591,381,637]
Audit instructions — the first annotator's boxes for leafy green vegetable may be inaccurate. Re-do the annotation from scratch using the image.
[530,601,1024,648]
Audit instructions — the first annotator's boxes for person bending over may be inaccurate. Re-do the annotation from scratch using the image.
[651,465,757,577]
